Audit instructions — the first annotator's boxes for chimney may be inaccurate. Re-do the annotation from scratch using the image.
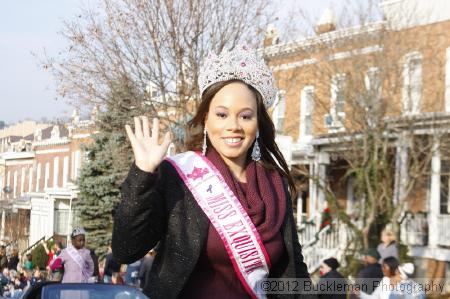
[315,8,337,35]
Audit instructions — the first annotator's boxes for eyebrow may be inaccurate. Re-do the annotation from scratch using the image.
[213,106,255,112]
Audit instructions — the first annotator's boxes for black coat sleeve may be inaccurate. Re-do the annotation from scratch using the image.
[112,162,168,264]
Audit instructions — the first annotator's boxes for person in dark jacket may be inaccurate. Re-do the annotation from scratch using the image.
[112,45,312,299]
[7,249,19,271]
[89,248,100,282]
[318,258,346,299]
[0,246,8,271]
[104,247,121,283]
[355,248,384,295]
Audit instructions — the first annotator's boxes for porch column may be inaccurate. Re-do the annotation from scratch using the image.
[310,152,329,226]
[428,138,440,248]
[393,133,409,204]
[308,161,317,222]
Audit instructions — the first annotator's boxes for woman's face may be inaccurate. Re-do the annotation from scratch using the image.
[72,235,86,250]
[205,82,258,167]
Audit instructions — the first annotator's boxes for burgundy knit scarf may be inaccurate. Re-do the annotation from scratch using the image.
[206,148,287,241]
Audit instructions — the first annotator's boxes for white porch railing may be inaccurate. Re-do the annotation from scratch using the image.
[298,221,317,246]
[437,215,450,246]
[300,220,349,273]
[400,213,428,246]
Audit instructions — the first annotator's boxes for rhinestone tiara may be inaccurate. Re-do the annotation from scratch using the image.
[199,45,277,109]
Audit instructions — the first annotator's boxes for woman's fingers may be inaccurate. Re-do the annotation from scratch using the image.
[125,125,136,143]
[151,118,159,140]
[134,116,143,138]
[141,116,150,138]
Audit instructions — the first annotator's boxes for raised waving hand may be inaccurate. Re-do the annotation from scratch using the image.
[125,116,171,173]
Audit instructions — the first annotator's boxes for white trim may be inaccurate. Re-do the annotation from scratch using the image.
[0,152,35,160]
[33,138,70,147]
[71,133,91,139]
[35,148,70,155]
[5,160,33,166]
[327,45,383,61]
[271,58,317,71]
[263,21,385,58]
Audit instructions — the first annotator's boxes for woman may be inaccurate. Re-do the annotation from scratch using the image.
[377,228,398,262]
[112,45,311,299]
[359,257,424,299]
[52,227,94,283]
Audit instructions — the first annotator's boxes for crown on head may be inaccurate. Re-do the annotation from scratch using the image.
[199,45,277,109]
[72,226,86,237]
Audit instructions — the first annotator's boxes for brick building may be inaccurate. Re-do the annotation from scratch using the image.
[264,0,450,280]
[0,110,95,252]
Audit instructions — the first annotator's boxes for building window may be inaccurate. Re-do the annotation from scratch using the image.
[44,162,50,189]
[299,86,314,139]
[273,90,286,134]
[36,163,41,192]
[446,47,450,112]
[53,157,59,188]
[325,74,346,130]
[54,209,70,235]
[365,67,381,101]
[20,167,25,196]
[28,167,33,193]
[332,74,346,116]
[13,171,17,198]
[402,52,422,114]
[74,151,81,180]
[63,156,69,187]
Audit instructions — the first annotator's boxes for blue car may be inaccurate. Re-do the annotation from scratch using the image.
[20,281,149,299]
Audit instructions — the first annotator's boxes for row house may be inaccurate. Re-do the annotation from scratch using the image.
[264,0,450,278]
[0,111,94,251]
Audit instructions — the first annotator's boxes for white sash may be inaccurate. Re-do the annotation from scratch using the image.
[66,245,91,282]
[166,151,270,299]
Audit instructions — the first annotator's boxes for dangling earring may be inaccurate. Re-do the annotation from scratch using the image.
[202,127,207,156]
[251,132,261,161]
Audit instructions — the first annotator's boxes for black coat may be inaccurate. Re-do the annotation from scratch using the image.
[317,270,346,299]
[112,161,312,299]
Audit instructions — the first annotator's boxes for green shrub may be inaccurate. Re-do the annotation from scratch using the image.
[31,244,48,270]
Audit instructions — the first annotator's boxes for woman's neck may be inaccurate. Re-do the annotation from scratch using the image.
[221,155,247,182]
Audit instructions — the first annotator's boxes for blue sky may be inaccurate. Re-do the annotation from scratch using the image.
[0,0,369,124]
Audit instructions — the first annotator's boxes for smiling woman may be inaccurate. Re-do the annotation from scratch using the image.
[112,45,311,299]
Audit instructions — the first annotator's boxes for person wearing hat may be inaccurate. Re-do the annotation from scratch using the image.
[112,45,311,298]
[359,257,425,299]
[354,248,383,296]
[53,227,94,283]
[318,257,346,299]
